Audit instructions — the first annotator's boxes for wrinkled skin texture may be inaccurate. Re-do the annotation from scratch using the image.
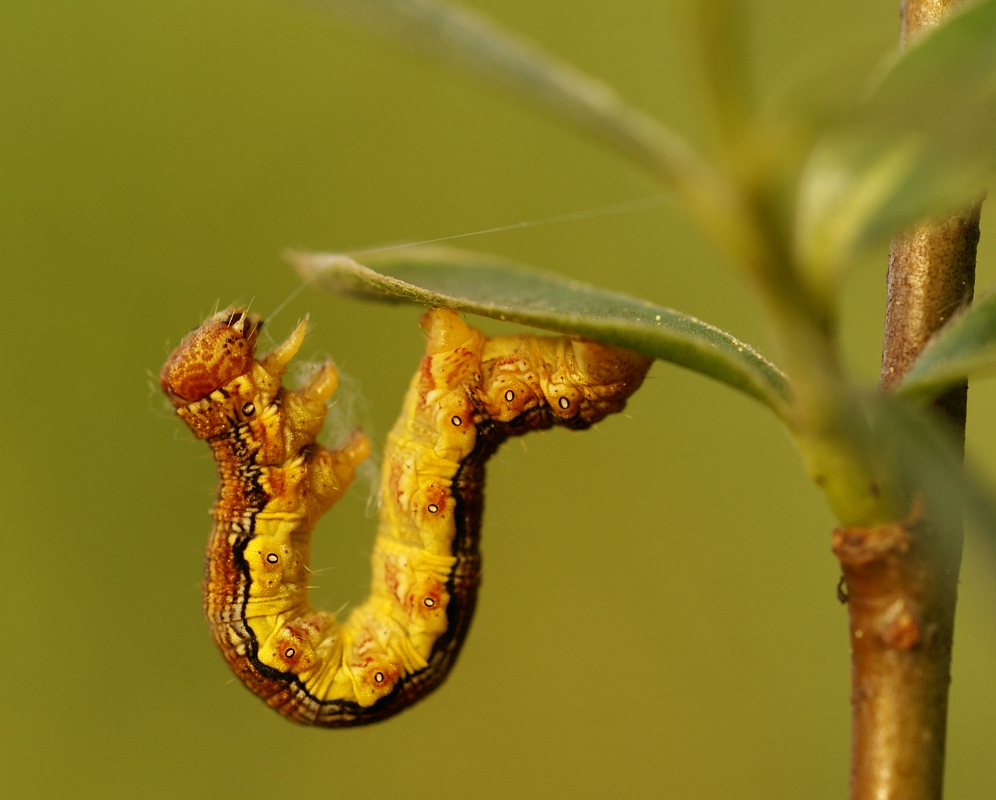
[162,307,651,725]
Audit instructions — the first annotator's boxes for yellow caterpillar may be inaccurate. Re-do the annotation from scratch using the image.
[161,307,651,725]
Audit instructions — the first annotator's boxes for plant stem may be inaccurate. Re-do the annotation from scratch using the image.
[839,3,983,798]
[881,210,980,414]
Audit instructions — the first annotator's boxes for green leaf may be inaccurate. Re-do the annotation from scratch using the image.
[796,0,996,281]
[295,0,760,266]
[690,0,753,145]
[898,287,996,399]
[865,393,996,550]
[298,0,699,188]
[289,245,793,417]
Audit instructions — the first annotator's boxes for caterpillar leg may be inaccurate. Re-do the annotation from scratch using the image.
[299,359,339,402]
[306,431,372,523]
[281,359,342,453]
[259,318,309,378]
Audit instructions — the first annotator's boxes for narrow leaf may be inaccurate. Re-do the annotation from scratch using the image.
[796,0,996,279]
[289,245,793,416]
[690,0,753,145]
[293,0,758,263]
[297,0,698,187]
[898,287,996,399]
[866,393,996,552]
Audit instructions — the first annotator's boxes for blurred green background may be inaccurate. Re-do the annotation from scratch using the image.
[3,0,995,797]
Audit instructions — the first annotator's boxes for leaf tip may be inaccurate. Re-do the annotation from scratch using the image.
[285,250,365,282]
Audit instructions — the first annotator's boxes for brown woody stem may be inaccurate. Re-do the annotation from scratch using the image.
[835,495,965,800]
[837,2,983,797]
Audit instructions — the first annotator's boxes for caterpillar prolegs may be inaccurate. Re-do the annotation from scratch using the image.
[161,307,652,726]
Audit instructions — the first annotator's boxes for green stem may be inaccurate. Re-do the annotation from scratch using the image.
[745,193,901,528]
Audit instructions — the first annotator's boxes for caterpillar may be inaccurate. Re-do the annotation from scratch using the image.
[161,306,652,726]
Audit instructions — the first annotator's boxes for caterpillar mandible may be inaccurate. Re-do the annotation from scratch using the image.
[161,307,652,726]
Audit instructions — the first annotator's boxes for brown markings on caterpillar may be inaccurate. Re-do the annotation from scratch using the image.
[162,307,651,726]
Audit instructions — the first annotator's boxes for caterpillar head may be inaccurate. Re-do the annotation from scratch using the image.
[477,331,652,427]
[558,339,653,424]
[163,309,314,443]
[570,339,652,391]
[161,309,262,406]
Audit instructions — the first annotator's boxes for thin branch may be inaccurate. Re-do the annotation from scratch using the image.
[838,2,984,798]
